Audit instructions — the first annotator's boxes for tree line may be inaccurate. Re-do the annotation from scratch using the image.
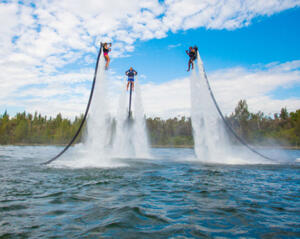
[0,100,299,147]
[226,100,300,147]
[0,111,84,145]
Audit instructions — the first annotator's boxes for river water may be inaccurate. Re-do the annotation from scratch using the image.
[0,146,299,238]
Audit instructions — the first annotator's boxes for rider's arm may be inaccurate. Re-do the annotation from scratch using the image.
[125,70,129,76]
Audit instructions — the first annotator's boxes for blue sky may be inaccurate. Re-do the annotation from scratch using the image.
[112,7,300,82]
[0,0,299,118]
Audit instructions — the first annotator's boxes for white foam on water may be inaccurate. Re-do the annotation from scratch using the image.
[54,56,150,168]
[111,77,132,158]
[131,79,151,158]
[53,53,124,168]
[82,53,113,165]
[190,52,272,164]
[112,78,150,159]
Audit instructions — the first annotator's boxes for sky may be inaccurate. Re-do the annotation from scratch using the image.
[0,0,300,119]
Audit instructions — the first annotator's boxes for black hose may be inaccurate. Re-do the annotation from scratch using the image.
[42,43,103,165]
[198,54,275,161]
[128,81,133,118]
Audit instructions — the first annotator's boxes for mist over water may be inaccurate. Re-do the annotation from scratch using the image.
[190,63,231,163]
[130,79,151,158]
[112,78,150,159]
[83,54,112,166]
[51,51,289,168]
[53,53,150,168]
[190,53,275,164]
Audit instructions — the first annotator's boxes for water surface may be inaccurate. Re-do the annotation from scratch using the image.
[0,146,300,238]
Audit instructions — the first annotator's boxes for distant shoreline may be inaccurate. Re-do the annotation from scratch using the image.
[1,143,300,150]
[151,145,300,150]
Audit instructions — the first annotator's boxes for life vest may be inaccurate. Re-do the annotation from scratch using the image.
[126,69,137,78]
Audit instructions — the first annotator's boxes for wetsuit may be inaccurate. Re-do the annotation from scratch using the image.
[188,50,196,61]
[125,69,137,81]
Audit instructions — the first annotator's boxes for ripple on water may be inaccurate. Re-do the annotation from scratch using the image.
[0,147,300,238]
[0,203,28,212]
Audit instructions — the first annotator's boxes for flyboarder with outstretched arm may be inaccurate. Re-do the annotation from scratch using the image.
[186,46,198,71]
[125,67,137,91]
[103,42,112,70]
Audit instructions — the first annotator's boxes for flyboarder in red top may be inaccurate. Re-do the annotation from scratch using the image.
[103,43,112,70]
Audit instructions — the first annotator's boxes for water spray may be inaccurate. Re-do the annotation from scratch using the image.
[192,50,279,163]
[42,43,103,165]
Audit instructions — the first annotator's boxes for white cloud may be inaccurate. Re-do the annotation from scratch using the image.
[140,78,189,117]
[163,0,300,31]
[209,61,300,115]
[168,43,182,49]
[1,59,299,119]
[0,0,300,118]
[141,60,300,118]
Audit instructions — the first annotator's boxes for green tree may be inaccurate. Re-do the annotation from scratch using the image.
[280,107,289,120]
[233,99,250,140]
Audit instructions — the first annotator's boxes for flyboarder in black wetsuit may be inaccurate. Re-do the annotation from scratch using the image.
[186,46,198,71]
